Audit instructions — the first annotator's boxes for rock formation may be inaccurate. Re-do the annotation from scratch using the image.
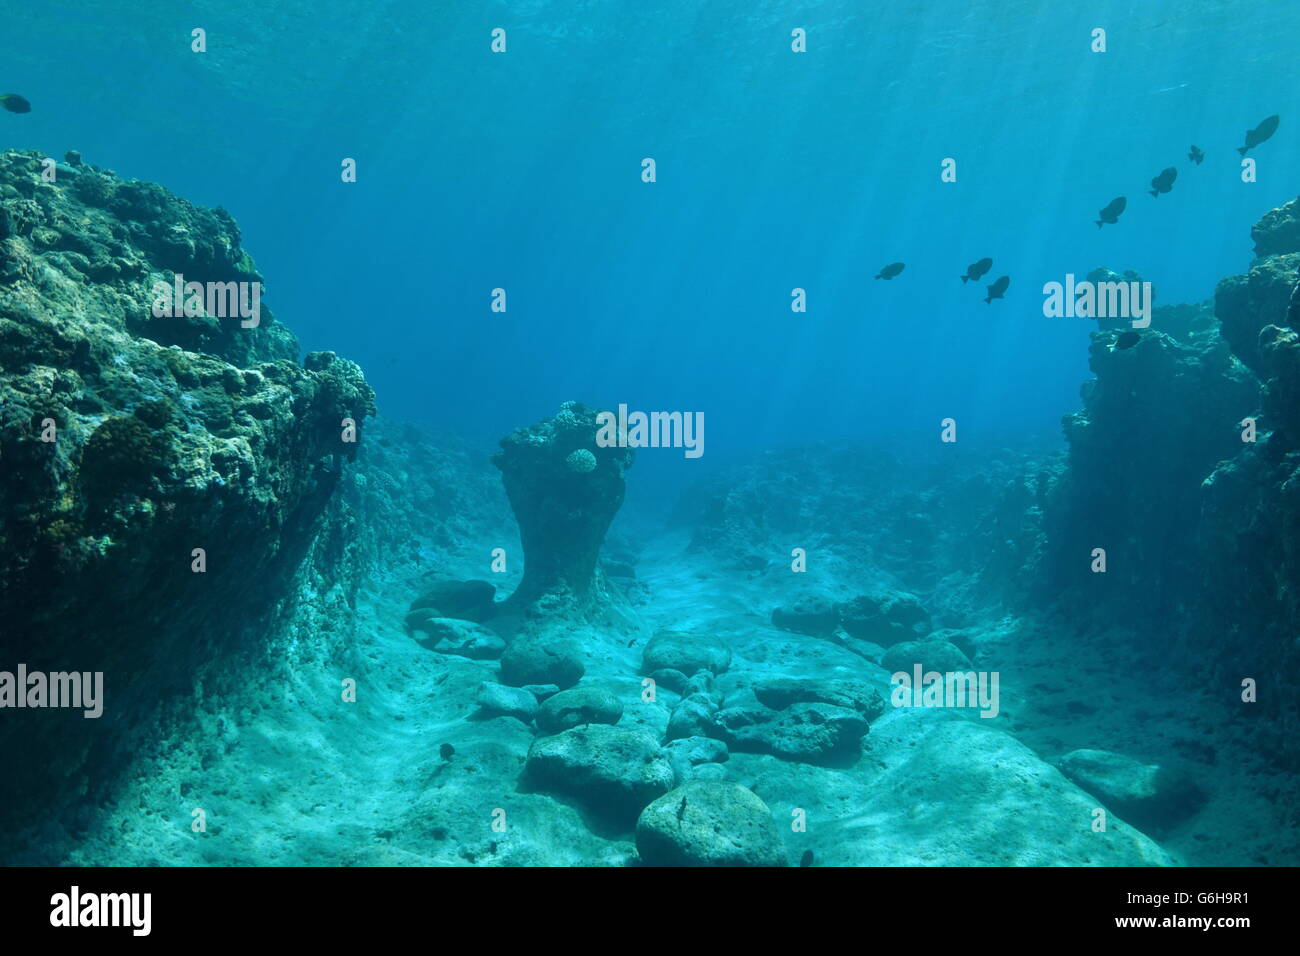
[492,401,633,617]
[0,149,374,825]
[1042,196,1300,767]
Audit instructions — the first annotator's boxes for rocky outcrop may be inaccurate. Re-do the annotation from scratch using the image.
[1042,312,1258,625]
[1251,195,1300,258]
[0,150,374,826]
[1044,198,1300,768]
[493,401,633,617]
[1214,251,1300,374]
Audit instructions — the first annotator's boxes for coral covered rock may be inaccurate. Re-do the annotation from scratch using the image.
[836,590,931,645]
[499,636,584,689]
[524,724,674,823]
[492,401,633,614]
[0,149,374,824]
[535,684,624,733]
[709,697,871,764]
[475,682,539,723]
[1251,195,1300,258]
[640,629,731,677]
[635,781,786,867]
[1214,252,1300,374]
[880,638,973,676]
[751,677,886,720]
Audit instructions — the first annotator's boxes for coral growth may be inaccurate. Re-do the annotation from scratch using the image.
[0,149,375,825]
[493,401,633,615]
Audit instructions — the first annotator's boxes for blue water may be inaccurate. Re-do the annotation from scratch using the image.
[4,0,1299,871]
[7,1,1296,456]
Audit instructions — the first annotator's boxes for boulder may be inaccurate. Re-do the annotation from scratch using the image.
[499,637,584,689]
[475,682,538,722]
[665,694,719,742]
[641,630,731,677]
[836,590,931,646]
[752,677,885,721]
[647,668,690,694]
[1057,749,1206,832]
[711,701,869,763]
[525,725,674,823]
[664,736,729,784]
[635,782,787,867]
[689,763,728,782]
[881,639,972,676]
[770,595,839,637]
[536,685,623,734]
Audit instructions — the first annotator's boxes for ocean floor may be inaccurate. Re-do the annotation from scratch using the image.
[24,491,1292,867]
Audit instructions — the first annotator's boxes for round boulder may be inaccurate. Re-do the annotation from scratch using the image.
[500,637,584,689]
[536,684,624,734]
[881,638,972,676]
[475,682,538,722]
[526,725,674,823]
[636,781,787,867]
[642,630,731,677]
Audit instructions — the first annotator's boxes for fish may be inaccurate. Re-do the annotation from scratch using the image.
[439,743,456,760]
[1237,115,1279,155]
[874,262,905,280]
[1188,145,1204,165]
[0,94,31,114]
[1148,167,1177,198]
[800,850,814,867]
[1114,331,1140,350]
[984,275,1010,304]
[961,257,993,284]
[1095,196,1126,228]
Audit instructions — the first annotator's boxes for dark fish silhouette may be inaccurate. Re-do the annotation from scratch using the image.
[961,257,993,284]
[1095,196,1126,228]
[0,94,31,114]
[874,262,905,280]
[1114,331,1140,350]
[1188,145,1204,165]
[984,275,1010,304]
[439,743,456,761]
[1149,167,1177,198]
[1237,115,1279,155]
[800,850,814,867]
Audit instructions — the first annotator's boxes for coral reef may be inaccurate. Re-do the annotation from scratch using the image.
[0,150,374,826]
[1042,304,1258,625]
[1042,196,1300,771]
[493,401,633,617]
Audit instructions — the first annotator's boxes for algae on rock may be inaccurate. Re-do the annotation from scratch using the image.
[0,149,375,829]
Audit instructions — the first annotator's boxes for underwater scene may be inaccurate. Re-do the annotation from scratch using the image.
[0,0,1298,873]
